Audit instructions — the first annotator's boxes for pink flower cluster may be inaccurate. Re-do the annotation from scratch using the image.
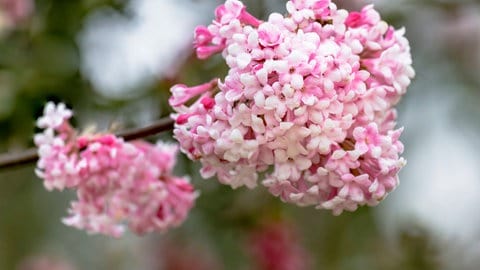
[0,0,34,26]
[170,0,414,214]
[248,221,309,270]
[34,102,196,237]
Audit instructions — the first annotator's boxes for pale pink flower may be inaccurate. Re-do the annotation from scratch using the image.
[34,102,196,237]
[170,0,414,214]
[169,79,217,108]
[36,102,72,130]
[193,0,259,60]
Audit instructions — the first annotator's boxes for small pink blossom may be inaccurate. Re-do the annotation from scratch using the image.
[169,79,217,108]
[34,102,197,237]
[194,26,214,47]
[193,0,259,60]
[170,0,414,214]
[36,102,72,130]
[258,21,283,47]
[215,0,260,26]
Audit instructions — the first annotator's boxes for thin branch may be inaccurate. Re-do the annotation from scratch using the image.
[116,117,174,141]
[0,117,175,170]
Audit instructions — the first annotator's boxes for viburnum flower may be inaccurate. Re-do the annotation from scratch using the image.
[170,0,414,215]
[34,102,197,237]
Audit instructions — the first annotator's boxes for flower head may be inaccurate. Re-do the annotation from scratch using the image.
[34,102,196,237]
[170,0,414,214]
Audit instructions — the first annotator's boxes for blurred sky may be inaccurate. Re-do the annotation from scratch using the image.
[79,0,215,99]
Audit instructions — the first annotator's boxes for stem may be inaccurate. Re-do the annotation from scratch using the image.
[0,117,174,170]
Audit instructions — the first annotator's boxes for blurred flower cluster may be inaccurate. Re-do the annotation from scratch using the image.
[248,220,310,270]
[0,0,33,33]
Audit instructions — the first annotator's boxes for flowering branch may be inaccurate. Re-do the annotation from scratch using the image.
[0,117,174,170]
[0,0,415,237]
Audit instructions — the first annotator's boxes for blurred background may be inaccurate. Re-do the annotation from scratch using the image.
[0,0,479,269]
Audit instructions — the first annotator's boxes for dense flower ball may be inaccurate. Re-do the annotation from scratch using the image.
[34,102,197,237]
[170,0,414,215]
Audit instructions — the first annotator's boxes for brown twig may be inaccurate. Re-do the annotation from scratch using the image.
[0,117,174,170]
